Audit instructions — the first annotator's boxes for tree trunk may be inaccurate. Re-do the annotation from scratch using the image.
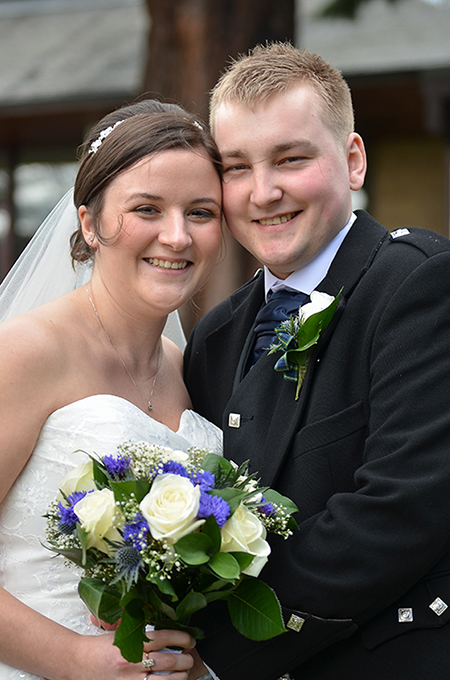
[143,1,295,333]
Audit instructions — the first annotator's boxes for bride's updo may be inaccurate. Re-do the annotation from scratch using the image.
[70,100,222,264]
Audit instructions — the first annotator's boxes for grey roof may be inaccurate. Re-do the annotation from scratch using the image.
[0,0,149,109]
[298,0,450,75]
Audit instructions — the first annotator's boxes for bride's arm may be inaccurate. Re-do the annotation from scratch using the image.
[0,317,194,679]
[0,586,194,680]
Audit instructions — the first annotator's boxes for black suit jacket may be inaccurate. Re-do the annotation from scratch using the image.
[184,212,450,679]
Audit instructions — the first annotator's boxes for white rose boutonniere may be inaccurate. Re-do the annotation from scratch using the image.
[269,289,342,399]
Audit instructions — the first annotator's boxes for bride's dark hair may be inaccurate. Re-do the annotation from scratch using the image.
[71,99,222,264]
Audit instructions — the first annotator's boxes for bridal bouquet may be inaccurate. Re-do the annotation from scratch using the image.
[45,442,298,662]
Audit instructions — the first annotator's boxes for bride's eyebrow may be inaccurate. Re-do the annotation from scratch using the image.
[188,197,221,208]
[125,193,162,203]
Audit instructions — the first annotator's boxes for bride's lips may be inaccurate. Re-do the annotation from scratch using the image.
[254,211,300,226]
[143,257,190,271]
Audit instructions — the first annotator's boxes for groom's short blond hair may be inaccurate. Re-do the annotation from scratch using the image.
[210,42,355,145]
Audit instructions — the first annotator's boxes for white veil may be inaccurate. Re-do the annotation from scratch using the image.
[0,189,186,350]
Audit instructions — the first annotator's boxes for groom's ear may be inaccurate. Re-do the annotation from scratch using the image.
[78,205,97,247]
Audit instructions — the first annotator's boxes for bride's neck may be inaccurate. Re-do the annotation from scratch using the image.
[81,284,166,370]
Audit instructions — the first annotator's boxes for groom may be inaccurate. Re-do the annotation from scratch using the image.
[184,43,450,679]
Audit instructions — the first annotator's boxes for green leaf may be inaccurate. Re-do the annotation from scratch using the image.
[202,453,234,477]
[78,577,122,625]
[175,532,213,565]
[262,489,299,516]
[227,578,286,641]
[208,552,241,580]
[209,487,246,515]
[109,479,150,504]
[113,598,148,662]
[200,514,222,554]
[229,551,255,572]
[91,457,109,488]
[175,590,208,621]
[145,572,177,598]
[145,588,177,619]
[45,543,92,569]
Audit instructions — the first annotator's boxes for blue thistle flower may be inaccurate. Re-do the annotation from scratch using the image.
[198,491,230,528]
[113,545,142,589]
[103,454,130,479]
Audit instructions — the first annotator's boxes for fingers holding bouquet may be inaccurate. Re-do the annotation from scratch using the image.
[140,629,195,678]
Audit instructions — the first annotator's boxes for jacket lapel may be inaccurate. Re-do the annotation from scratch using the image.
[258,213,390,486]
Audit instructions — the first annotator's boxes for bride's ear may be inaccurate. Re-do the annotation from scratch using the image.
[78,205,97,248]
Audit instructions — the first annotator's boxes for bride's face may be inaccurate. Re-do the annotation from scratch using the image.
[82,148,222,317]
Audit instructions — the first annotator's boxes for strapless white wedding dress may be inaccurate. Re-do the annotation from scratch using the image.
[0,394,223,679]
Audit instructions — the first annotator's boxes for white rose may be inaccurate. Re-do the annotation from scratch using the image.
[140,474,204,544]
[170,450,190,463]
[221,504,271,577]
[59,460,95,498]
[157,447,189,464]
[73,488,122,554]
[300,291,335,322]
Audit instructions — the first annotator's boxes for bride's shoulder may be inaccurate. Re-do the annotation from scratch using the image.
[0,298,74,377]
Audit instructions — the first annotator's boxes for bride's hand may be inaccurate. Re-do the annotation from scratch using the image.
[187,647,210,679]
[71,628,195,680]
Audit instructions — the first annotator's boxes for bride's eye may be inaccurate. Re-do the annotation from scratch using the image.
[188,208,217,221]
[135,205,159,216]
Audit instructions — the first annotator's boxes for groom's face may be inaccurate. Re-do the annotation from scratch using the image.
[214,85,365,279]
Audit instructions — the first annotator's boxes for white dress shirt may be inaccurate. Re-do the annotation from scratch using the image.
[264,214,356,302]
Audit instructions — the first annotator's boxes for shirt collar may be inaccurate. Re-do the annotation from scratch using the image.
[264,213,356,301]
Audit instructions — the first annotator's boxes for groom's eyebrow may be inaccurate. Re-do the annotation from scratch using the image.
[221,139,319,161]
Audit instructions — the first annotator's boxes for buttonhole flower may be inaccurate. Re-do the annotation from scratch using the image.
[269,289,341,400]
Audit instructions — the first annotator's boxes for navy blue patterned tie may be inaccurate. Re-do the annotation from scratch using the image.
[251,288,308,365]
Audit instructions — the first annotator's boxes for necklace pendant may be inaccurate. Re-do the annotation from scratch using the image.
[147,401,153,411]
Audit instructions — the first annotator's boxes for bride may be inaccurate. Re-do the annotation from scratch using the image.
[0,100,223,679]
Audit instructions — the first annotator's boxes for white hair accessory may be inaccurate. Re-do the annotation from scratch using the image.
[88,120,125,155]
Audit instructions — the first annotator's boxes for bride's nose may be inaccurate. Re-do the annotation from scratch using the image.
[158,213,193,251]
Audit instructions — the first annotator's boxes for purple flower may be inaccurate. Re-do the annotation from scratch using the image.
[191,470,215,489]
[161,461,188,477]
[58,491,87,528]
[103,454,130,478]
[123,513,150,551]
[258,496,276,516]
[198,491,230,528]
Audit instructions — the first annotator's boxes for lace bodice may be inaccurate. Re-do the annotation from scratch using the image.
[0,395,223,679]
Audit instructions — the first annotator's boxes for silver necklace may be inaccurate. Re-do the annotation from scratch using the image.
[86,286,161,411]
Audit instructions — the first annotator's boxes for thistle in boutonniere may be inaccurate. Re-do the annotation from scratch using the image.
[268,290,341,400]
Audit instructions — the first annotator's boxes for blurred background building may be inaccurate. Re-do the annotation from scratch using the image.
[0,0,448,333]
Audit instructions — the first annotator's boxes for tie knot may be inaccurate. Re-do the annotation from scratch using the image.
[250,289,308,365]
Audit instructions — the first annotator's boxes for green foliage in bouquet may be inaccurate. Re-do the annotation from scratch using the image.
[45,443,298,662]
